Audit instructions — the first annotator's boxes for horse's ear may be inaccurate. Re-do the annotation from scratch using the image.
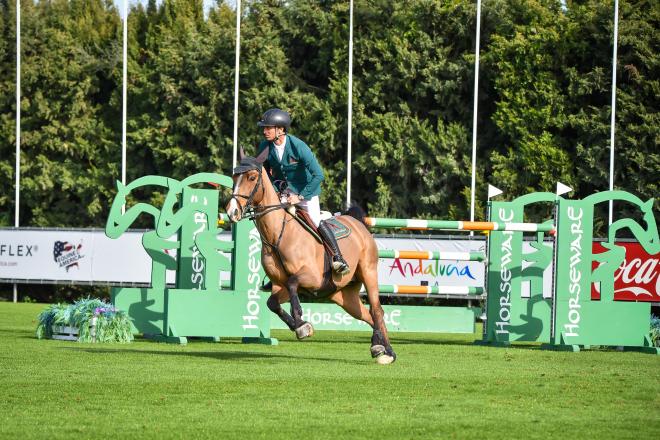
[239,146,246,160]
[256,146,269,164]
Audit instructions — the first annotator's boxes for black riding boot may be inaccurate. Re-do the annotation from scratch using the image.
[317,221,350,275]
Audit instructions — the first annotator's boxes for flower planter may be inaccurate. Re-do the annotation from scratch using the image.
[37,300,132,343]
[50,317,97,342]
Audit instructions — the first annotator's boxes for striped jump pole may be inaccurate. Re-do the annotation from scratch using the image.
[365,217,555,234]
[218,213,230,225]
[378,285,484,295]
[378,249,485,262]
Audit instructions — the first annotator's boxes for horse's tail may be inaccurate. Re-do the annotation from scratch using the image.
[345,204,367,226]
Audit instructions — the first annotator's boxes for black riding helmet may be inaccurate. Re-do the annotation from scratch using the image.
[257,108,291,130]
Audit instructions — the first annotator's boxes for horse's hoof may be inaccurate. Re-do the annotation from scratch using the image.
[375,354,395,365]
[372,345,396,364]
[370,344,386,358]
[295,322,314,340]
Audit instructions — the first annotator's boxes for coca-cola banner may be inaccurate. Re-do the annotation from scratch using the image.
[592,242,660,302]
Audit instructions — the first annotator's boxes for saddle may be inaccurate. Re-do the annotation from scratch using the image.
[293,207,351,256]
[294,207,326,244]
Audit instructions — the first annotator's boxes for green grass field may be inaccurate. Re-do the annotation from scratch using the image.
[1,302,658,439]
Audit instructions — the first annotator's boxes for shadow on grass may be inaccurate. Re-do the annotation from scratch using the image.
[59,346,364,365]
[274,330,543,351]
[388,336,546,352]
[0,328,36,340]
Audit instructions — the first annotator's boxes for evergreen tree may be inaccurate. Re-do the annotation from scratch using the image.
[0,0,657,228]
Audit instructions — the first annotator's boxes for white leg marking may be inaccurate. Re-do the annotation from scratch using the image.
[227,175,243,218]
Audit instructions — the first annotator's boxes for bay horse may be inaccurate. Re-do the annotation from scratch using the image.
[225,148,396,364]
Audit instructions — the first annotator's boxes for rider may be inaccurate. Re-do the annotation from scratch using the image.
[256,108,350,275]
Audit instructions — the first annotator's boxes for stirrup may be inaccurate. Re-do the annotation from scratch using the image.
[332,257,350,275]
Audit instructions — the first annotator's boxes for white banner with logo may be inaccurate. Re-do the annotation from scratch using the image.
[375,237,486,289]
[0,229,172,284]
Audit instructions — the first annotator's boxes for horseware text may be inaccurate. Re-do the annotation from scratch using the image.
[496,208,514,335]
[190,195,208,289]
[565,206,584,337]
[301,308,402,327]
[242,227,263,330]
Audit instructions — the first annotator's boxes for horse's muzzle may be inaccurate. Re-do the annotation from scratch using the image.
[226,199,242,223]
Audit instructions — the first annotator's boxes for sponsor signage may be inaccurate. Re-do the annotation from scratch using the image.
[242,225,266,330]
[375,237,485,292]
[592,242,660,302]
[270,303,479,333]
[0,228,178,284]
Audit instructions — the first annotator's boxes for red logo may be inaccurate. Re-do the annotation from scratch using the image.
[592,242,659,302]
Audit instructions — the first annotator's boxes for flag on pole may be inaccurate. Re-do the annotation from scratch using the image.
[556,182,572,196]
[487,184,503,199]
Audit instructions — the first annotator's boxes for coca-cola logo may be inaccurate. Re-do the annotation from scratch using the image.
[592,242,659,301]
[613,257,659,297]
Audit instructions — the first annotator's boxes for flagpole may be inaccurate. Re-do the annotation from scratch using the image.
[469,0,482,225]
[608,0,619,225]
[346,0,354,208]
[14,0,21,303]
[121,0,127,192]
[232,0,241,170]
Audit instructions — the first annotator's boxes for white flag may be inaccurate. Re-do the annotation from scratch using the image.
[488,184,503,199]
[556,182,573,196]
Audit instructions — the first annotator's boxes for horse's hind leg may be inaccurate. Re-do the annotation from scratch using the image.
[358,257,396,364]
[329,282,373,325]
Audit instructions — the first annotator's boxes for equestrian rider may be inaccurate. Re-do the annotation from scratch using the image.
[256,108,350,275]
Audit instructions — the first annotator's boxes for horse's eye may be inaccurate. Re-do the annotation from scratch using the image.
[249,175,257,181]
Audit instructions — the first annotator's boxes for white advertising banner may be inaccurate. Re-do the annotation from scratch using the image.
[0,229,174,285]
[375,237,486,290]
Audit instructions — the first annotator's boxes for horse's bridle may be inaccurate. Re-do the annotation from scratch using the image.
[231,166,289,221]
[231,166,297,259]
[230,167,266,220]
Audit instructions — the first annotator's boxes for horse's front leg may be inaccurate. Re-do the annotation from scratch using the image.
[286,275,314,340]
[266,285,296,331]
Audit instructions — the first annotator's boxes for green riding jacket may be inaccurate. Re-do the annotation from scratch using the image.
[257,134,324,200]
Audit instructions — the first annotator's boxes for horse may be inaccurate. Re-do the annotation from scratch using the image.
[225,148,396,364]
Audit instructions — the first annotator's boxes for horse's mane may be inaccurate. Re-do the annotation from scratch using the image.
[344,204,367,226]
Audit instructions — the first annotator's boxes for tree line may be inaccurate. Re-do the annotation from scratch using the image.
[0,0,657,229]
